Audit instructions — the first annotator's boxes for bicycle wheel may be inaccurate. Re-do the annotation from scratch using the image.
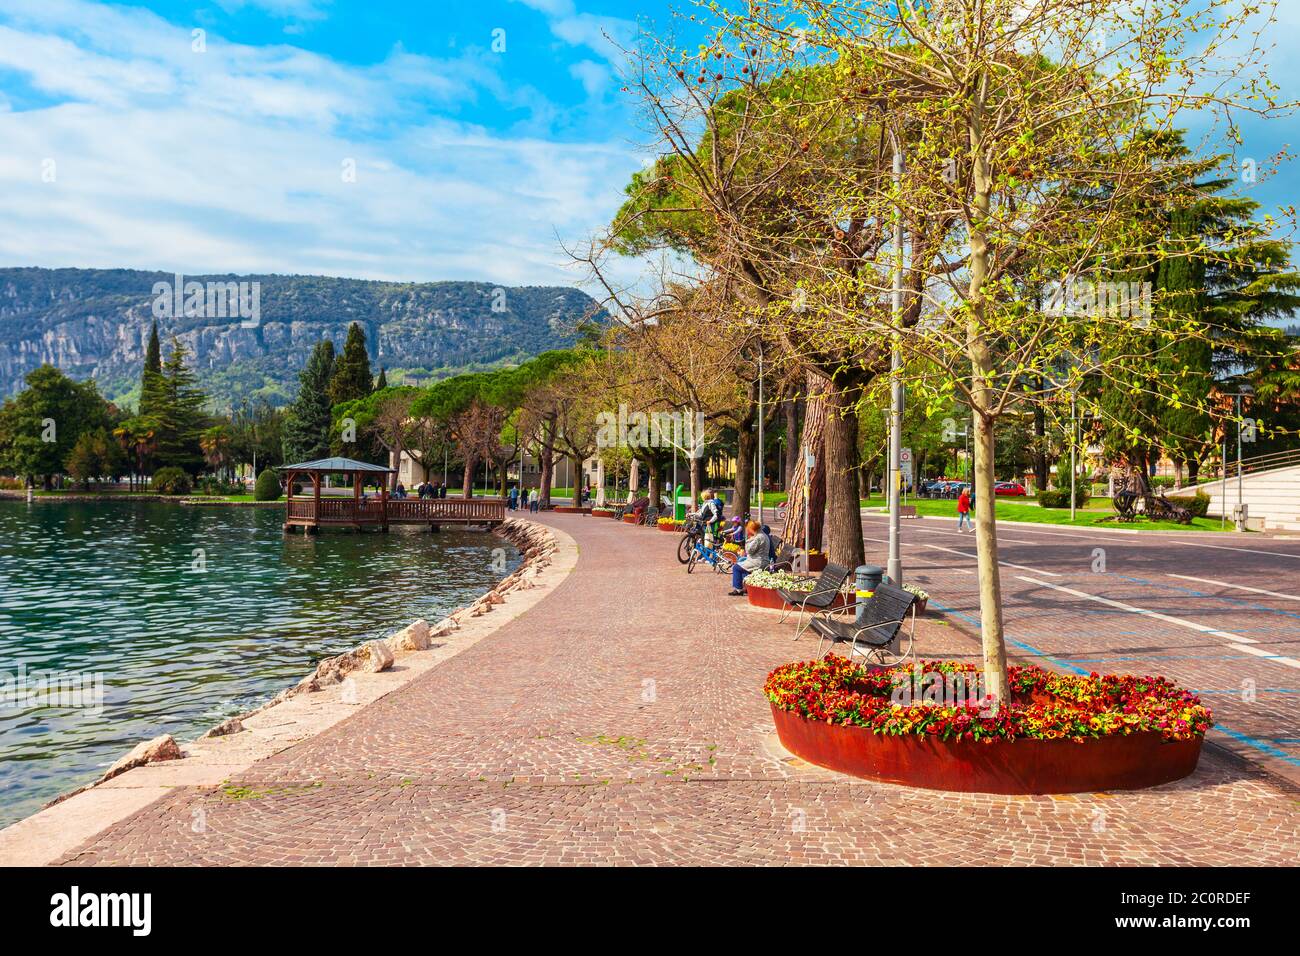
[677,534,693,564]
[686,547,698,573]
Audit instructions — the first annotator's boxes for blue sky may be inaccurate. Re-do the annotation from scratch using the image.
[0,1,1296,290]
[0,0,678,287]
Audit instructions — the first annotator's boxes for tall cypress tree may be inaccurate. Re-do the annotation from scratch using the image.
[375,367,388,390]
[282,340,336,463]
[139,321,164,416]
[329,323,374,407]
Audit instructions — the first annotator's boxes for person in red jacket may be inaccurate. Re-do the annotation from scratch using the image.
[957,487,973,532]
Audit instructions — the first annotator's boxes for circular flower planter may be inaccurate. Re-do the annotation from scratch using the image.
[658,522,683,532]
[592,510,618,519]
[746,584,850,612]
[766,658,1209,794]
[552,506,590,514]
[622,514,640,525]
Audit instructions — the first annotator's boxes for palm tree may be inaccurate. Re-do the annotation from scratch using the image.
[200,424,232,481]
[113,418,159,492]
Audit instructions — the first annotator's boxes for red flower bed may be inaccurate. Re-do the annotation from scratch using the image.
[765,657,1210,793]
[765,657,1211,743]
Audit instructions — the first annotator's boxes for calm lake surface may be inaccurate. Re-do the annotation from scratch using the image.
[0,499,520,827]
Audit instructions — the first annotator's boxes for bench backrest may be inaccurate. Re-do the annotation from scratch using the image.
[817,562,851,590]
[860,582,917,636]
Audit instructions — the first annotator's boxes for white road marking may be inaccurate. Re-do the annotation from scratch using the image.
[1226,643,1300,670]
[926,544,1061,576]
[1168,574,1300,603]
[1164,540,1300,560]
[1016,576,1263,646]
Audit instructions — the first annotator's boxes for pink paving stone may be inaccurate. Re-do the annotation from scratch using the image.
[54,513,1300,867]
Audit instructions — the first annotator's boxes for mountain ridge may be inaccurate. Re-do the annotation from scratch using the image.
[0,267,601,408]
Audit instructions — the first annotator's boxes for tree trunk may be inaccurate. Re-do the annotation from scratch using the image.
[966,97,1009,704]
[781,371,828,551]
[1032,380,1049,493]
[735,427,756,519]
[462,453,476,498]
[1187,457,1200,484]
[539,453,554,508]
[647,461,662,510]
[784,397,802,491]
[689,453,705,506]
[823,384,865,568]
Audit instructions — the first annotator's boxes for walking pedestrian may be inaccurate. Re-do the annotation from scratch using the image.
[957,486,972,532]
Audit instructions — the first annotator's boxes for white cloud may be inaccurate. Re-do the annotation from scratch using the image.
[0,0,646,288]
[569,59,611,99]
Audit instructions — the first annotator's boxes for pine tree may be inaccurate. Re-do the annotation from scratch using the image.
[152,337,209,472]
[328,323,374,407]
[282,340,336,463]
[139,321,164,416]
[1101,131,1300,480]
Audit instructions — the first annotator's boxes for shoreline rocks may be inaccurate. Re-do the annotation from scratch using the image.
[45,518,561,813]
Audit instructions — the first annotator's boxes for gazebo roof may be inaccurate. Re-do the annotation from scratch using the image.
[279,456,396,474]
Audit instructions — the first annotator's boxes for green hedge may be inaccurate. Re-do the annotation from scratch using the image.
[254,469,282,501]
[1037,486,1090,508]
[151,467,192,495]
[1166,491,1210,518]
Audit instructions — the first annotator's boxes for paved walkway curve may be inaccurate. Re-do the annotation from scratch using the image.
[57,514,1300,865]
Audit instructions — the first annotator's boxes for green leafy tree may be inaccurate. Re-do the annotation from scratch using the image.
[329,323,374,407]
[282,340,335,463]
[229,401,285,474]
[65,427,126,488]
[0,365,113,488]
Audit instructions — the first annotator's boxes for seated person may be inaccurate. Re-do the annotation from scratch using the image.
[728,520,771,596]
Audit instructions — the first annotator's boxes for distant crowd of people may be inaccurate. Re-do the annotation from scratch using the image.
[389,480,451,500]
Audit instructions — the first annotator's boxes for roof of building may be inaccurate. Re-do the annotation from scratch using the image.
[279,457,396,474]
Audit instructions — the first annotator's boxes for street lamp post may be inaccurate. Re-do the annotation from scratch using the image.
[887,132,905,586]
[1070,391,1078,522]
[757,342,765,526]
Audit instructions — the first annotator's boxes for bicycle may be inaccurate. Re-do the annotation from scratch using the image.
[685,534,737,574]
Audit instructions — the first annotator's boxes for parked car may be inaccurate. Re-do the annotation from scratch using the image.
[995,481,1027,497]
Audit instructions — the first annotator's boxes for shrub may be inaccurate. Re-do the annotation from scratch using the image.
[1167,491,1210,518]
[197,476,243,497]
[1037,485,1090,508]
[1151,475,1177,490]
[151,467,193,495]
[1090,483,1109,497]
[254,469,282,501]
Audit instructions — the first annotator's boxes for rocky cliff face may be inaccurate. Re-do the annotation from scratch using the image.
[0,268,600,406]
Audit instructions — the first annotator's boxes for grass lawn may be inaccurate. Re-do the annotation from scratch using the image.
[758,491,1227,532]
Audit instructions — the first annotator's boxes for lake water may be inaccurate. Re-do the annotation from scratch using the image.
[0,499,520,828]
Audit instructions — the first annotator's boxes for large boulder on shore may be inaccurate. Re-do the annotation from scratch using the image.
[385,619,431,653]
[98,734,182,783]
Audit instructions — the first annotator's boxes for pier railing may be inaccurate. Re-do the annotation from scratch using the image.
[285,496,506,527]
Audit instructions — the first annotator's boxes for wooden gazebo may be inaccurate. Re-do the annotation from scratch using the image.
[280,457,397,533]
